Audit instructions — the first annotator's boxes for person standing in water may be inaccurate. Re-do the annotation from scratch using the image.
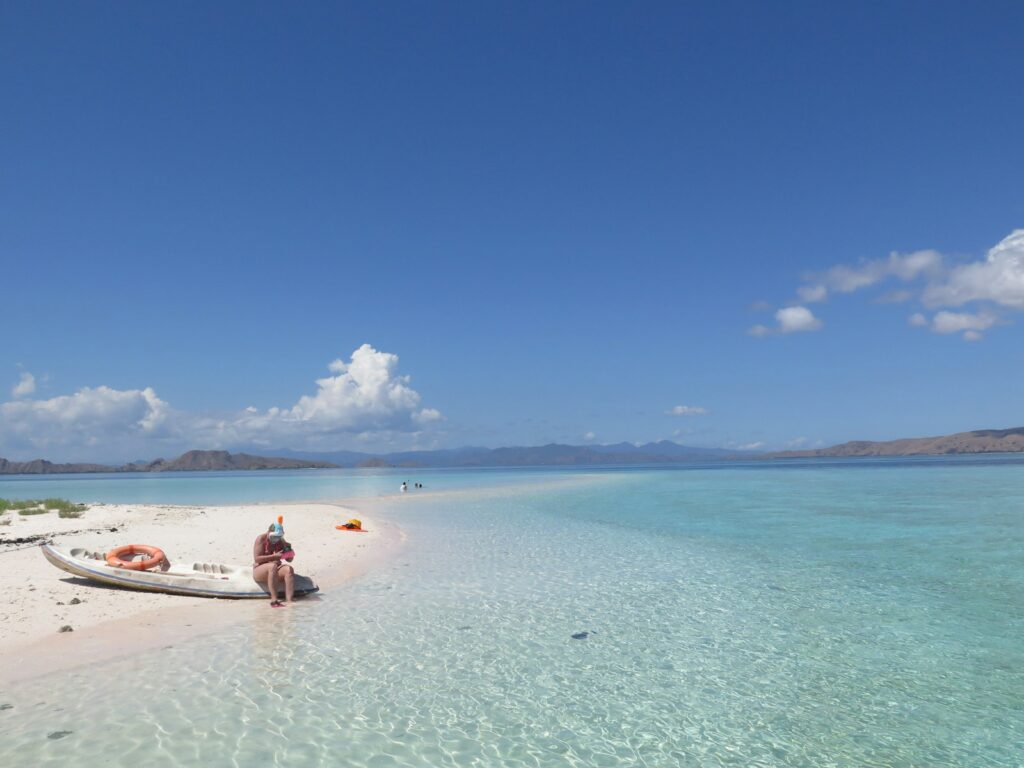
[253,517,294,607]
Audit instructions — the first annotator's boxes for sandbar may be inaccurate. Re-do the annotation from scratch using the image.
[0,500,402,684]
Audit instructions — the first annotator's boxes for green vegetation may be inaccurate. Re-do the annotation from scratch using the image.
[44,498,87,514]
[0,498,87,518]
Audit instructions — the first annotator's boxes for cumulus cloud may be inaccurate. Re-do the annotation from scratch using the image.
[12,371,36,398]
[666,405,708,416]
[761,229,1024,341]
[930,310,995,334]
[930,310,997,337]
[0,385,170,456]
[748,306,823,337]
[0,344,441,460]
[922,229,1024,308]
[908,309,998,340]
[777,306,823,333]
[582,431,596,441]
[286,345,436,432]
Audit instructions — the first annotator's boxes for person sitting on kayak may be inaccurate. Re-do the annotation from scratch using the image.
[253,517,295,607]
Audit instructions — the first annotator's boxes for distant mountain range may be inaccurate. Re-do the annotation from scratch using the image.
[767,427,1024,458]
[0,450,335,475]
[269,441,756,467]
[6,427,1021,475]
[0,442,754,474]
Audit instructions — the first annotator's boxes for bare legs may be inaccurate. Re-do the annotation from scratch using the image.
[252,562,295,605]
[279,563,294,603]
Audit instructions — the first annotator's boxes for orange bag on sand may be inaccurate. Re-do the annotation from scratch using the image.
[335,518,367,532]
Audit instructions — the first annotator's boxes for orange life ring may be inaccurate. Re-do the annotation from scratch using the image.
[106,544,167,571]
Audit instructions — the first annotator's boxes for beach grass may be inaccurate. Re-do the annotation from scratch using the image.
[44,498,87,515]
[0,498,87,518]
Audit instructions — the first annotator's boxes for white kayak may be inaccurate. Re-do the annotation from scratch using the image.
[40,544,319,599]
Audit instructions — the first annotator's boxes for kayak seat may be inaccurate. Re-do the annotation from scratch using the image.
[194,563,231,575]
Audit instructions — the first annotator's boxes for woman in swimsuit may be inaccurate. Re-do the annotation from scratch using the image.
[253,520,295,607]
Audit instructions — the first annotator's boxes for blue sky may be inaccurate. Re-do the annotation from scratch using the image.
[2,2,1023,461]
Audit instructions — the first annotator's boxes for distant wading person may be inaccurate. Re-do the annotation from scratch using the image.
[253,517,295,607]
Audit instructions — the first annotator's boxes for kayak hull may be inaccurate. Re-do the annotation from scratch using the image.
[41,544,319,599]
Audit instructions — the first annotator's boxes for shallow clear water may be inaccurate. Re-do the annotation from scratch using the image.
[2,459,1023,766]
[0,466,572,505]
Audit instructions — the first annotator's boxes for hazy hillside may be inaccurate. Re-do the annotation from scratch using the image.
[769,427,1024,458]
[271,442,759,467]
[0,450,337,474]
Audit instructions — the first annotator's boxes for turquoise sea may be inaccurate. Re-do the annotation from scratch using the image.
[1,457,1022,766]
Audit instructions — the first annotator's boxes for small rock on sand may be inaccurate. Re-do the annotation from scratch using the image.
[58,625,73,633]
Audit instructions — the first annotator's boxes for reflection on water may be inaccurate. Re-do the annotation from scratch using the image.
[2,463,1023,766]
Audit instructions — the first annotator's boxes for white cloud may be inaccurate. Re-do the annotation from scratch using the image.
[797,284,828,303]
[765,230,1024,341]
[285,345,435,432]
[776,306,823,333]
[739,441,764,450]
[582,431,596,441]
[748,305,823,337]
[930,310,997,339]
[0,385,170,456]
[909,309,997,341]
[922,229,1024,308]
[808,249,944,296]
[0,345,440,460]
[12,371,36,398]
[666,405,708,416]
[745,305,823,337]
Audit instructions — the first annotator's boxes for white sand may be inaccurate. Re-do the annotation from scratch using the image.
[0,501,402,684]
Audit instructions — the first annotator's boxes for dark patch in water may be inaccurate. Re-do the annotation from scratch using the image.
[457,626,472,631]
[0,703,12,711]
[571,631,590,640]
[47,731,72,740]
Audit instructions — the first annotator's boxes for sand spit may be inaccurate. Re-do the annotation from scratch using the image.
[0,501,401,684]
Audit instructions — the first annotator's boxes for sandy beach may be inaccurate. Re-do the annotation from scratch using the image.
[0,500,402,684]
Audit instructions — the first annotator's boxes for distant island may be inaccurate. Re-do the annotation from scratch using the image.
[0,450,337,475]
[767,426,1024,458]
[5,428,1023,475]
[0,442,752,474]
